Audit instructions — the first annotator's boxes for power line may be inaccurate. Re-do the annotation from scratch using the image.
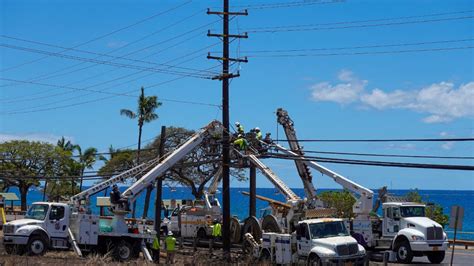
[265,153,474,171]
[0,43,213,79]
[231,0,343,10]
[247,15,474,33]
[0,1,192,72]
[247,46,474,57]
[274,138,474,142]
[242,38,474,54]
[246,10,473,30]
[302,150,474,160]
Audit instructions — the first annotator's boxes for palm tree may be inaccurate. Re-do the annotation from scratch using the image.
[120,87,162,218]
[77,146,102,191]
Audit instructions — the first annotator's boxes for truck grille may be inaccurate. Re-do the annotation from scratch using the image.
[427,226,443,240]
[336,243,358,256]
[3,224,14,234]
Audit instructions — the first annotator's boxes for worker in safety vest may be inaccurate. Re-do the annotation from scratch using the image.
[165,231,176,264]
[151,235,160,262]
[209,219,222,253]
[235,121,245,135]
[255,127,262,141]
[233,134,248,150]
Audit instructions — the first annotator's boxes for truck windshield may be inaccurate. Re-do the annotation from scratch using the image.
[400,206,425,217]
[25,204,49,220]
[309,221,349,239]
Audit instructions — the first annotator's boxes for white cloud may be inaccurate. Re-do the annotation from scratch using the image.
[309,70,474,123]
[310,70,367,104]
[0,133,71,144]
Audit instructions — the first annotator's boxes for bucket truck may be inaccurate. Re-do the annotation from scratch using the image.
[238,152,366,265]
[2,121,223,261]
[273,108,448,264]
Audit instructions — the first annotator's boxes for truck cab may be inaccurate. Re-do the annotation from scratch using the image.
[382,202,448,263]
[299,218,366,265]
[3,202,70,255]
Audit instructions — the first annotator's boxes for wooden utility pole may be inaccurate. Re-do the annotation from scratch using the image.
[154,126,166,263]
[207,0,247,256]
[249,165,256,217]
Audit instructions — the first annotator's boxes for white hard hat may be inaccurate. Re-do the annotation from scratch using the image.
[168,231,173,236]
[235,121,240,126]
[255,127,260,131]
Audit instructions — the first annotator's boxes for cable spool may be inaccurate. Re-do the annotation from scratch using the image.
[242,216,262,241]
[261,214,282,233]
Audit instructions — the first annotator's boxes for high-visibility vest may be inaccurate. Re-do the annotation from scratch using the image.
[256,131,262,140]
[237,125,245,134]
[165,236,176,251]
[212,223,222,237]
[152,237,160,250]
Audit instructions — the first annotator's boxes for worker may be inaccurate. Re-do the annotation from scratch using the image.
[151,235,160,262]
[165,231,176,264]
[235,121,245,135]
[263,133,273,144]
[209,219,222,253]
[110,184,130,211]
[233,134,248,150]
[255,127,262,141]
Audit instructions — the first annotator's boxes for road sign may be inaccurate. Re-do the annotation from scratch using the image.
[449,206,464,230]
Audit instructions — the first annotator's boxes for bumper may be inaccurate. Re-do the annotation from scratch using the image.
[410,240,448,251]
[3,234,29,245]
[321,254,367,265]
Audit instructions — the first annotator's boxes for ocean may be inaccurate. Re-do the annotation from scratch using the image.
[6,186,473,240]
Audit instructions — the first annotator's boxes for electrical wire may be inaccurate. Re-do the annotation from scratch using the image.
[0,1,193,72]
[274,138,474,142]
[265,153,474,171]
[248,46,474,57]
[301,150,474,160]
[231,0,343,10]
[247,15,474,33]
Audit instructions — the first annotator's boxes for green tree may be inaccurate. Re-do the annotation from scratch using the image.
[0,140,70,210]
[120,87,162,218]
[319,190,356,218]
[76,146,103,191]
[404,189,449,227]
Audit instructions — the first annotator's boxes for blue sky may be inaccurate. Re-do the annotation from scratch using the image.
[1,0,473,190]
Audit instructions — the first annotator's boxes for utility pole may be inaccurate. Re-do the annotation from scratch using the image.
[207,0,247,257]
[154,126,166,264]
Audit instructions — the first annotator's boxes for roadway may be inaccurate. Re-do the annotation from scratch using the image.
[371,248,474,265]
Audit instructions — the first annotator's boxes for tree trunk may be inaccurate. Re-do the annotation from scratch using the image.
[19,184,28,211]
[43,180,48,201]
[132,123,143,219]
[79,168,85,192]
[142,185,153,219]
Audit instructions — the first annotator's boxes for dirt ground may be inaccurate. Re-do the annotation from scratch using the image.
[0,230,253,265]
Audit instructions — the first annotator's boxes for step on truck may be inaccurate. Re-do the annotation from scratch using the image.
[2,121,223,261]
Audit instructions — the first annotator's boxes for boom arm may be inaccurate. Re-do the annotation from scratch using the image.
[276,108,317,200]
[123,121,222,203]
[272,143,374,215]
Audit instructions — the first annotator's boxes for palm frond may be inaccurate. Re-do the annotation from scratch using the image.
[120,109,137,119]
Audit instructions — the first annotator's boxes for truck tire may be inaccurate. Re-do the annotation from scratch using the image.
[427,251,445,264]
[27,235,47,256]
[307,253,322,266]
[113,240,133,262]
[259,249,271,262]
[395,241,413,264]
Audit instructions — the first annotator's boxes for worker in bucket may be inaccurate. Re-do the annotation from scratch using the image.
[209,219,222,253]
[233,134,248,150]
[255,127,262,141]
[235,121,245,135]
[110,184,130,211]
[165,231,176,264]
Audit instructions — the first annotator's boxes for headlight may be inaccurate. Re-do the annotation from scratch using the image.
[17,229,29,235]
[411,235,424,241]
[318,250,337,258]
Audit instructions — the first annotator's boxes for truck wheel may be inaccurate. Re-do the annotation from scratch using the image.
[427,251,445,264]
[27,235,47,256]
[307,253,321,266]
[395,241,413,263]
[259,249,271,262]
[113,240,133,262]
